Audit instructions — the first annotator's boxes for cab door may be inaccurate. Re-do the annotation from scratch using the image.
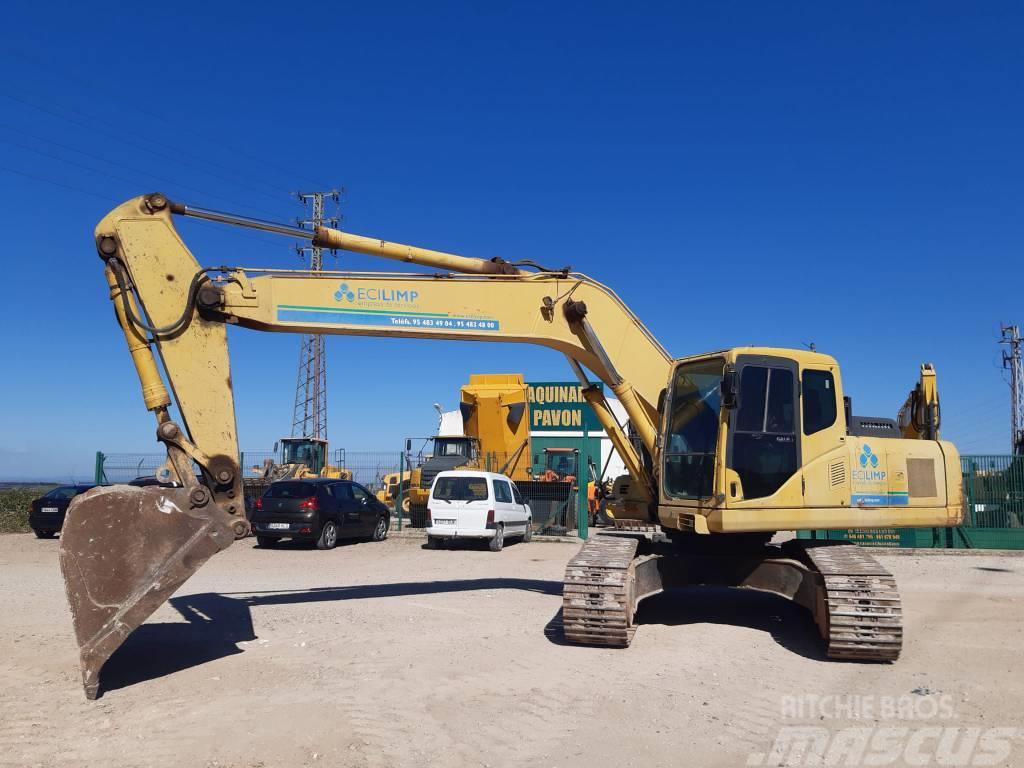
[727,355,801,504]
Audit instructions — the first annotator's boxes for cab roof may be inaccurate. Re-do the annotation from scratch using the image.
[675,346,839,368]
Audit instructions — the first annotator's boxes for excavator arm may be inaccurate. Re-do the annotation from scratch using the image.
[897,363,941,440]
[61,193,674,697]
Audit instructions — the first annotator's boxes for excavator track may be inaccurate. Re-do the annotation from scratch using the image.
[611,518,660,533]
[562,535,640,647]
[802,542,903,661]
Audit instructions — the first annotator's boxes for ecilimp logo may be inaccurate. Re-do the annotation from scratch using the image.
[859,443,879,468]
[331,283,420,304]
[334,283,355,302]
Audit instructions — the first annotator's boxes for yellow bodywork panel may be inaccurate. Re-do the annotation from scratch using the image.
[460,374,531,480]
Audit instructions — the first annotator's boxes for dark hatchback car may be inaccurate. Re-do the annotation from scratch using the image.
[250,478,390,550]
[29,484,99,538]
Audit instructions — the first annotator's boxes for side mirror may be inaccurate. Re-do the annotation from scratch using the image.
[273,441,279,453]
[405,439,412,452]
[720,369,738,409]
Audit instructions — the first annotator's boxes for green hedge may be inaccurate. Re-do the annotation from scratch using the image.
[0,487,53,533]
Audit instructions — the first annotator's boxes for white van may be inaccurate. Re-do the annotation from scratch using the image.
[425,470,532,552]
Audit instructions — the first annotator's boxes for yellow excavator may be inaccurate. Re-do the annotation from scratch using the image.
[60,193,963,699]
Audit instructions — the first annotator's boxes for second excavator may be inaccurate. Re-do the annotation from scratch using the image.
[60,193,962,698]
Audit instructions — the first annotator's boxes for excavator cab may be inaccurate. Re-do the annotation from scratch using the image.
[658,349,962,535]
[279,437,328,475]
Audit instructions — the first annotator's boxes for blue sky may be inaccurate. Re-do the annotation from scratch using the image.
[0,2,1020,480]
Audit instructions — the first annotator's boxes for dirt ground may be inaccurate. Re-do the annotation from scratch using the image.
[1,532,1022,768]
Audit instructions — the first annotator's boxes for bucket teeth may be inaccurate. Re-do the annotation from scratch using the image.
[59,485,236,699]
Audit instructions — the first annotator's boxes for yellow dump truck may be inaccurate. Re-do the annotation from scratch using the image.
[406,374,531,518]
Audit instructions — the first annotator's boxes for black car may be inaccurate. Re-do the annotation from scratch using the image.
[250,478,390,549]
[29,484,99,538]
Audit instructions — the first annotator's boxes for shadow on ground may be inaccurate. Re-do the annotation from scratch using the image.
[100,592,257,695]
[100,577,828,695]
[99,577,560,695]
[545,586,827,661]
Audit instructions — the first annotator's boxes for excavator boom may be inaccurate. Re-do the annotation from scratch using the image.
[61,194,669,697]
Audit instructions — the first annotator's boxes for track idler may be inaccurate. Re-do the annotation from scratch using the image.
[59,484,240,699]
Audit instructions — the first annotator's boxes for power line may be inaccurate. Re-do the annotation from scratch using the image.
[944,405,1018,432]
[3,46,330,192]
[0,163,121,203]
[0,89,289,210]
[0,135,162,190]
[0,162,288,256]
[0,123,283,218]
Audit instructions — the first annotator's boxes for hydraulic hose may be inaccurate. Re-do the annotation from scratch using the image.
[108,257,209,337]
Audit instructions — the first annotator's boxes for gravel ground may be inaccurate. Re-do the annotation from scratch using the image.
[1,532,1022,768]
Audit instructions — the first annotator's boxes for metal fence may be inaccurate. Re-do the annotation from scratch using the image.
[962,455,1024,528]
[95,445,590,537]
[95,449,1024,547]
[94,452,168,484]
[800,454,1024,550]
[95,449,404,522]
[472,450,585,536]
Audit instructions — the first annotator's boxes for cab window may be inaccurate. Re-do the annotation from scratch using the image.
[663,359,723,499]
[511,483,524,505]
[736,366,795,434]
[802,369,837,435]
[731,365,798,499]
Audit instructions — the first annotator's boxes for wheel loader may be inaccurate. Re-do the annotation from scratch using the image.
[60,193,961,698]
[375,469,411,512]
[252,437,353,482]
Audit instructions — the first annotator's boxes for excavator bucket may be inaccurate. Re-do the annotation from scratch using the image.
[59,484,236,699]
